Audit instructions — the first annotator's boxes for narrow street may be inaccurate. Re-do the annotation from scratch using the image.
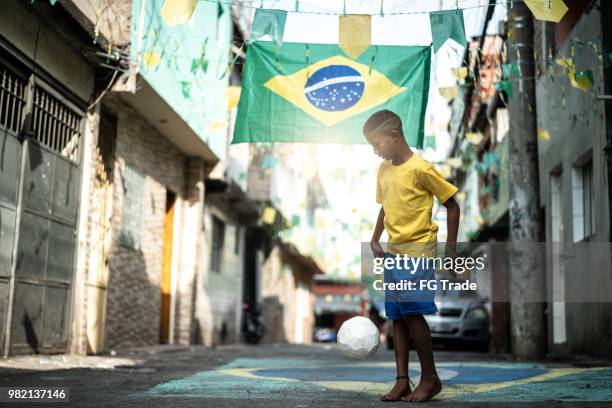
[1,344,610,407]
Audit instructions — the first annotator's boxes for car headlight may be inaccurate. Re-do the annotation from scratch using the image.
[465,308,487,320]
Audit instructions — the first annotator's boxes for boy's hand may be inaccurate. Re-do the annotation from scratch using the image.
[370,241,385,259]
[445,243,458,278]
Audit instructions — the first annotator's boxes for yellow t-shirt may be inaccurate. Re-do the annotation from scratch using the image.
[376,154,457,254]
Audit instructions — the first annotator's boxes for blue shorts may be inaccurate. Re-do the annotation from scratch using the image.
[383,252,438,319]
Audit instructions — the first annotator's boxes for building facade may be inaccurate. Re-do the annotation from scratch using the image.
[534,4,612,358]
[0,0,232,356]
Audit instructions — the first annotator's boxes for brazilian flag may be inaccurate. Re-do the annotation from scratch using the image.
[232,42,431,147]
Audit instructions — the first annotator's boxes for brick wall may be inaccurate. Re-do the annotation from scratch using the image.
[82,93,205,350]
[173,158,205,345]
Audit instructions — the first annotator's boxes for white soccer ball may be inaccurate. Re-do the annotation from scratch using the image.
[337,316,380,359]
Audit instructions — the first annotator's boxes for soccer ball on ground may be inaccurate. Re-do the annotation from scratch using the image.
[337,316,380,358]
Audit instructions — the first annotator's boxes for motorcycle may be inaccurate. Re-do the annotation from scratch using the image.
[242,303,265,344]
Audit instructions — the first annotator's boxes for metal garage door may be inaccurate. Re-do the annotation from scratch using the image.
[0,58,82,356]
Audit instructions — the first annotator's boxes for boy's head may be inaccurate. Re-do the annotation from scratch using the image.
[363,110,407,160]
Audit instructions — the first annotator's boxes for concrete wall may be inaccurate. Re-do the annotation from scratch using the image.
[0,0,94,102]
[200,202,244,345]
[260,245,315,344]
[535,9,612,358]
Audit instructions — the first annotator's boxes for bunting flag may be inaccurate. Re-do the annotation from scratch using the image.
[524,0,568,23]
[537,129,551,141]
[250,9,287,47]
[502,63,521,79]
[570,70,593,92]
[143,51,161,69]
[430,9,467,53]
[225,86,241,110]
[450,67,468,80]
[447,157,463,168]
[495,80,513,100]
[466,131,484,145]
[339,15,371,60]
[424,134,437,150]
[438,85,458,101]
[262,207,277,224]
[556,59,593,92]
[160,0,197,26]
[232,41,431,147]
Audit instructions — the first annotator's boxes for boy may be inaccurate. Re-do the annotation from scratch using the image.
[365,110,460,402]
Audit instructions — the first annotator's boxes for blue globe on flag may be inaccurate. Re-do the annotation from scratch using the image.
[304,65,365,112]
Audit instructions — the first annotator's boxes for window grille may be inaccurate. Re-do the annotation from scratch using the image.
[120,163,146,250]
[0,67,27,135]
[32,86,81,162]
[0,62,82,162]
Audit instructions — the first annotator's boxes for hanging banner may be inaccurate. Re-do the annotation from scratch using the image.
[233,42,431,147]
[339,14,371,59]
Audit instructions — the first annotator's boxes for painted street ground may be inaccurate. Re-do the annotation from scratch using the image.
[0,343,611,407]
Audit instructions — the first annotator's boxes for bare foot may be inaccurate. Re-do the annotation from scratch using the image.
[401,375,441,402]
[381,377,412,402]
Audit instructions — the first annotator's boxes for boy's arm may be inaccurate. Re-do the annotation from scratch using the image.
[370,206,385,258]
[443,196,460,245]
[443,196,460,276]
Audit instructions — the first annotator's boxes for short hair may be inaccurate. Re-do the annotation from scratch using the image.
[363,110,403,137]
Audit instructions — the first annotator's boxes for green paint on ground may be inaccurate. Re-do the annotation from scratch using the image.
[141,358,612,403]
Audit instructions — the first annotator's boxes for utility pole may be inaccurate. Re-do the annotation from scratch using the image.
[506,1,545,359]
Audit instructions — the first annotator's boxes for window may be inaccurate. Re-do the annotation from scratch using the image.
[210,216,225,273]
[32,85,81,161]
[0,62,82,162]
[572,159,595,241]
[0,66,27,135]
[234,225,240,255]
[550,171,563,242]
[119,163,145,249]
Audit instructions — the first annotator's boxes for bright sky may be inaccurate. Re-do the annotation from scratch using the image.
[231,0,507,277]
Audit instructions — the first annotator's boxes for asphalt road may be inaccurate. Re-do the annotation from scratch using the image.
[0,343,611,407]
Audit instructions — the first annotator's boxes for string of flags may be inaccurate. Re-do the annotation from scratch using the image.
[47,0,607,151]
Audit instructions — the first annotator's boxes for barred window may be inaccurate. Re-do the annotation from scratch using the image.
[0,67,27,134]
[120,163,146,250]
[0,61,82,162]
[210,216,225,273]
[32,86,81,162]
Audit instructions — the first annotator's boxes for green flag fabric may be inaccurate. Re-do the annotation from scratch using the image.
[232,41,431,147]
[430,10,467,53]
[249,9,287,48]
[424,134,437,150]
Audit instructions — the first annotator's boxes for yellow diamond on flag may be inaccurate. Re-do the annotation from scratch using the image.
[161,0,197,26]
[524,0,568,23]
[264,55,406,127]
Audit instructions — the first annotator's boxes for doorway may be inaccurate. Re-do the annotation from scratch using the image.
[160,190,176,343]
